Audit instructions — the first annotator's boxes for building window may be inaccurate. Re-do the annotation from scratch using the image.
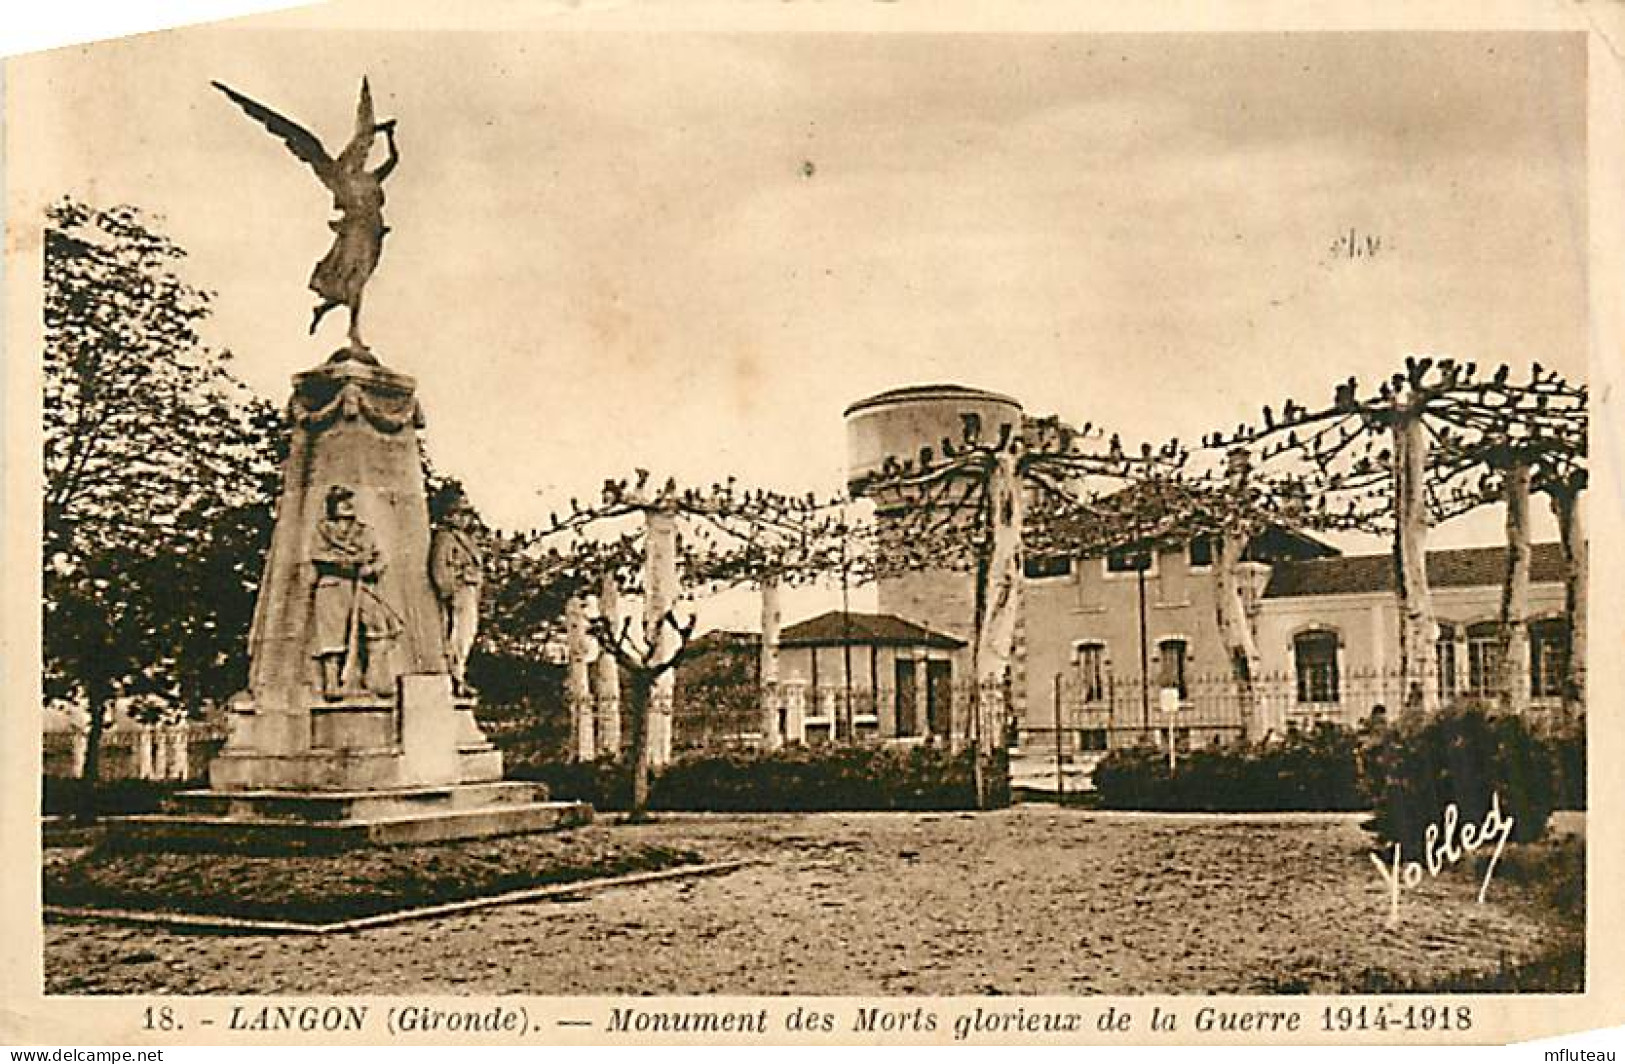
[1105,547,1153,574]
[1187,535,1215,569]
[1024,553,1073,579]
[1074,642,1106,703]
[1156,638,1188,700]
[1437,624,1458,702]
[1530,618,1570,699]
[1230,647,1252,684]
[1294,630,1340,703]
[1467,621,1500,697]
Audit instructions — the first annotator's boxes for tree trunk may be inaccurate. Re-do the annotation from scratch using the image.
[759,574,782,751]
[625,672,654,822]
[644,505,679,765]
[77,678,109,825]
[1497,462,1532,715]
[840,623,856,745]
[969,450,1023,808]
[565,593,594,760]
[1214,530,1265,736]
[1391,412,1440,715]
[592,573,623,757]
[1550,486,1587,709]
[968,547,987,800]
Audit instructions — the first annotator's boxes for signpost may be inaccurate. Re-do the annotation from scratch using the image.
[1159,686,1181,772]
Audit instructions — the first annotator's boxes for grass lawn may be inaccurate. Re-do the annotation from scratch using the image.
[1254,833,1584,993]
[46,830,704,924]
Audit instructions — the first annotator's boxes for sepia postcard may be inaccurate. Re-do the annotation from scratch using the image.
[3,0,1623,1048]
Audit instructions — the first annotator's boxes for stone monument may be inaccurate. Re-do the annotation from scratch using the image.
[117,79,589,850]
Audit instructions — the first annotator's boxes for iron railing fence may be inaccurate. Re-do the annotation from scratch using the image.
[1024,665,1586,754]
[676,678,1012,751]
[473,664,1589,761]
[42,720,228,781]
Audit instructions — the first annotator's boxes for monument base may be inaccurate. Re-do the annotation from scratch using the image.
[107,781,593,854]
[211,680,502,792]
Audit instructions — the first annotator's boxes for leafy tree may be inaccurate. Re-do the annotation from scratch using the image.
[143,400,285,717]
[43,198,277,811]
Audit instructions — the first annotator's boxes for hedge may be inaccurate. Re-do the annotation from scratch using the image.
[512,743,999,812]
[1547,719,1587,811]
[1090,708,1581,825]
[1362,707,1555,853]
[41,777,184,817]
[1091,725,1368,812]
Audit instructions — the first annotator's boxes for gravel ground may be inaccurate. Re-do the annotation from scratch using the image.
[43,807,1576,995]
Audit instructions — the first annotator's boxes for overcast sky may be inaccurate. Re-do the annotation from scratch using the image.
[12,21,1588,625]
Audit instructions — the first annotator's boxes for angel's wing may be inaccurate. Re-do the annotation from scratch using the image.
[354,78,376,141]
[211,81,336,189]
[335,77,377,172]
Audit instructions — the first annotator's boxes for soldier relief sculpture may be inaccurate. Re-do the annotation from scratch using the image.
[430,495,484,697]
[310,484,402,699]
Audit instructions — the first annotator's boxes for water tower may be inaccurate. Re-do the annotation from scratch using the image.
[844,384,1024,643]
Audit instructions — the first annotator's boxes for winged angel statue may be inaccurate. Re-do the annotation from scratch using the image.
[213,78,399,355]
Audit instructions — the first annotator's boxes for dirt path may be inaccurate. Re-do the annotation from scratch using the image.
[43,808,1572,995]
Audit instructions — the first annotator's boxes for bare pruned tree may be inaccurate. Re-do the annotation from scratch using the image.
[1196,356,1586,716]
[849,411,1177,807]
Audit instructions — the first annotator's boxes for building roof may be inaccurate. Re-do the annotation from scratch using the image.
[1264,542,1566,599]
[844,383,1021,418]
[1029,520,1338,568]
[780,611,966,649]
[686,630,760,652]
[1245,525,1342,562]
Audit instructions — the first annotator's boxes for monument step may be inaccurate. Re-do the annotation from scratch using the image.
[107,800,594,854]
[168,780,551,823]
[207,744,505,794]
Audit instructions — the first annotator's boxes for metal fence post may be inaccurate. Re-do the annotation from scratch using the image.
[1053,671,1064,804]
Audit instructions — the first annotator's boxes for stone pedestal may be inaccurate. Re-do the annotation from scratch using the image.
[117,781,592,853]
[114,352,587,851]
